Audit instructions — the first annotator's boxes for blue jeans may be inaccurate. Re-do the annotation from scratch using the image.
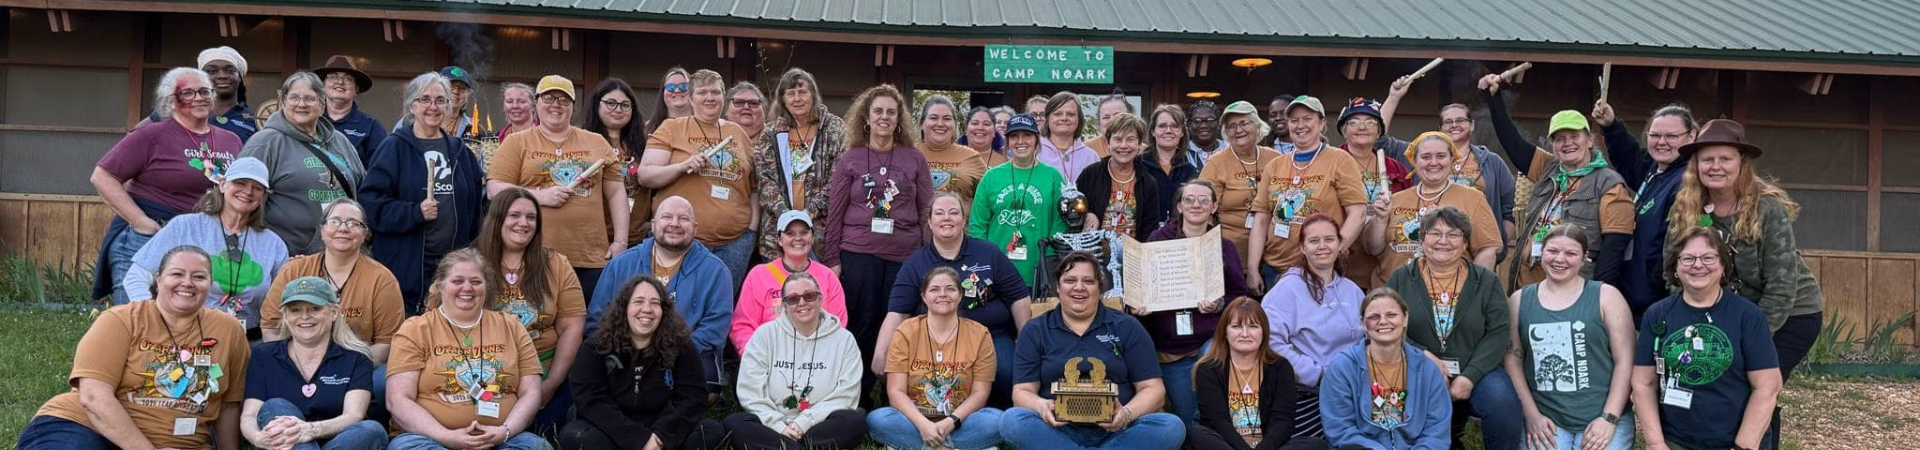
[867,407,1005,450]
[1158,341,1213,424]
[998,406,1184,450]
[1548,412,1635,450]
[390,431,552,450]
[990,333,1016,407]
[256,397,388,450]
[708,230,757,290]
[1261,264,1283,293]
[16,415,110,450]
[1453,369,1523,450]
[108,229,154,304]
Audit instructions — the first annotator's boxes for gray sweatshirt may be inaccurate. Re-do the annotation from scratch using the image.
[124,213,290,328]
[240,112,366,255]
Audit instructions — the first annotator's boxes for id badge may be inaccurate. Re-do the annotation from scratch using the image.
[871,218,895,234]
[1442,358,1462,377]
[1530,241,1544,261]
[1244,212,1255,229]
[173,417,197,436]
[709,184,732,200]
[1175,312,1195,336]
[1009,245,1028,261]
[478,400,502,418]
[193,354,212,367]
[1661,386,1694,409]
[1272,219,1291,238]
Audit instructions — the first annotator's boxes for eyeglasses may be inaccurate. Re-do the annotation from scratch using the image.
[731,99,764,108]
[450,84,471,95]
[540,96,575,106]
[1225,120,1260,131]
[284,95,322,106]
[1441,118,1473,126]
[1427,231,1466,242]
[1344,117,1380,128]
[324,73,356,83]
[325,218,366,230]
[663,82,690,93]
[782,292,823,304]
[176,88,215,100]
[1677,253,1721,268]
[600,99,634,112]
[412,96,452,107]
[1179,195,1215,205]
[1647,132,1691,142]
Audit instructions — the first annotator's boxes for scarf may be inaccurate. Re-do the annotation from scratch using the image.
[1549,150,1609,192]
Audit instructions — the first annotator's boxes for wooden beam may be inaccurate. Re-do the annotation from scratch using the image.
[1868,76,1885,252]
[26,0,1920,77]
[124,15,145,127]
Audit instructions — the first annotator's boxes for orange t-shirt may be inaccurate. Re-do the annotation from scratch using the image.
[1085,135,1112,158]
[1253,145,1368,269]
[259,254,405,345]
[884,316,998,414]
[922,141,988,205]
[388,309,542,430]
[1377,185,1503,286]
[488,127,623,268]
[1197,146,1282,251]
[494,250,586,372]
[36,302,250,450]
[645,116,757,245]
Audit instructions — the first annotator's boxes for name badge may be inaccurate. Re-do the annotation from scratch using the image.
[1442,358,1462,377]
[1530,241,1544,261]
[1009,245,1028,261]
[710,185,731,200]
[1244,212,1255,229]
[1272,219,1291,238]
[1175,312,1195,336]
[1662,386,1694,409]
[478,400,502,418]
[173,417,197,436]
[871,218,895,234]
[193,354,212,367]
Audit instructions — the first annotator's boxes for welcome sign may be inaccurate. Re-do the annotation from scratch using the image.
[983,45,1114,84]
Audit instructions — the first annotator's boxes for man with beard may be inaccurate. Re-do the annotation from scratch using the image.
[587,196,736,393]
[1185,100,1227,160]
[135,47,256,141]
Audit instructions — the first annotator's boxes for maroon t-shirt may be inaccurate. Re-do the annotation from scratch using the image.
[97,119,244,212]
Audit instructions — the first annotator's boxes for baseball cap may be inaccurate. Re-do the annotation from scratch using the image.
[1005,113,1040,136]
[1338,97,1383,129]
[1220,101,1270,138]
[1548,110,1590,135]
[1287,95,1326,117]
[280,276,336,307]
[777,210,813,231]
[536,75,575,101]
[439,66,474,87]
[225,157,271,189]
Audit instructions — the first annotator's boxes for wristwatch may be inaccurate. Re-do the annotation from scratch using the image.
[1600,412,1620,425]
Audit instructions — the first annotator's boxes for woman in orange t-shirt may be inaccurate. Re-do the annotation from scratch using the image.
[386,249,547,450]
[476,188,588,436]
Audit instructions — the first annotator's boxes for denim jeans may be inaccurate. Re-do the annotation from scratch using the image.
[108,229,154,304]
[708,229,757,291]
[1158,341,1213,424]
[989,333,1016,407]
[998,407,1184,450]
[390,431,552,450]
[1548,412,1635,450]
[1452,369,1523,450]
[867,407,1005,450]
[15,415,111,450]
[256,397,388,450]
[1260,264,1283,293]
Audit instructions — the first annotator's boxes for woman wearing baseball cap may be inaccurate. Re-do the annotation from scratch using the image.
[122,156,291,330]
[487,74,630,305]
[733,209,850,354]
[1248,95,1370,292]
[242,276,387,450]
[1195,101,1283,266]
[968,113,1068,287]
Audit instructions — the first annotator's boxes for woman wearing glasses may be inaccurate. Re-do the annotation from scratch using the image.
[360,71,488,314]
[584,78,653,246]
[242,72,367,256]
[259,199,404,396]
[648,67,694,135]
[487,75,630,303]
[91,67,245,304]
[1632,227,1782,450]
[1195,101,1281,271]
[729,273,870,450]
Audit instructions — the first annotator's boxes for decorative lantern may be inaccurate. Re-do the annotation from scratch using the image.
[1051,357,1119,424]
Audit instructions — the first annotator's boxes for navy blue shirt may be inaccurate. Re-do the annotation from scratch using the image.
[1014,305,1162,404]
[1633,289,1779,450]
[245,340,376,421]
[1602,119,1687,320]
[888,237,1032,336]
[329,103,390,165]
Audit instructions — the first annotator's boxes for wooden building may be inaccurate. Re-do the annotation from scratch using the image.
[0,0,1916,342]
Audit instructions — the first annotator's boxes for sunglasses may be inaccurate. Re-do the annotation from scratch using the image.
[663,82,690,93]
[782,292,822,304]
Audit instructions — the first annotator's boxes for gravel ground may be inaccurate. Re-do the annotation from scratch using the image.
[1779,375,1920,450]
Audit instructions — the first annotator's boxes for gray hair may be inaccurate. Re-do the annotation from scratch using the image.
[771,68,827,128]
[726,81,763,103]
[399,72,452,125]
[319,197,365,228]
[280,72,324,100]
[1418,206,1474,245]
[918,94,958,126]
[153,67,213,118]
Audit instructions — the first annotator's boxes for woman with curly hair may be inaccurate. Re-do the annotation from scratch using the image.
[559,275,724,450]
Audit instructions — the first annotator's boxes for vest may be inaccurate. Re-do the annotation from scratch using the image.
[1516,163,1625,282]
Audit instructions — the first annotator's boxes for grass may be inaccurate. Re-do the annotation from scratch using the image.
[0,306,95,447]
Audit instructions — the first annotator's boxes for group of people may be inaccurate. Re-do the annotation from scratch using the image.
[19,44,1825,450]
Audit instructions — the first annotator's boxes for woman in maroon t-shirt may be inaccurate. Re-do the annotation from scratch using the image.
[90,67,246,304]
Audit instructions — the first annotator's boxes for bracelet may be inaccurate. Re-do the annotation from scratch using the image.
[1120,405,1135,422]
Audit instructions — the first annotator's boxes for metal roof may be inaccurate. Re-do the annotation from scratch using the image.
[169,0,1920,65]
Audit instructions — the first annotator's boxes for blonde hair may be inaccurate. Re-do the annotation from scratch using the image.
[275,304,374,358]
[844,84,918,150]
[1666,151,1799,243]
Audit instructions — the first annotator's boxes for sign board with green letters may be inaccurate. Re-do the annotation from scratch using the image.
[983,45,1114,84]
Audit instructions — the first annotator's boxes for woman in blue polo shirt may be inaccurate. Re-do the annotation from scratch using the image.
[242,276,385,450]
[1000,252,1184,450]
[875,192,1032,407]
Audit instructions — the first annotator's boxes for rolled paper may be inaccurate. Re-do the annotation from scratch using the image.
[1411,58,1446,79]
[702,136,734,158]
[564,159,607,190]
[1498,62,1533,82]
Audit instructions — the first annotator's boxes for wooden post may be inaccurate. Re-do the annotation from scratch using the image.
[1867,76,1884,252]
[124,14,147,127]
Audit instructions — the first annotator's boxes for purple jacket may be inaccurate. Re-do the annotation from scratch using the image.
[1140,221,1251,356]
[1262,267,1366,387]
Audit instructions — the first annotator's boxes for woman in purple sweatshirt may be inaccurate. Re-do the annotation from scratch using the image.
[1262,213,1367,438]
[1138,180,1254,422]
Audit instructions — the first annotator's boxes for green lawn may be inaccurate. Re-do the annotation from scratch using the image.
[0,306,96,449]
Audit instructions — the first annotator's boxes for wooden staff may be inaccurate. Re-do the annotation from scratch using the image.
[1599,62,1614,103]
[1498,62,1533,82]
[563,159,607,191]
[1410,58,1446,79]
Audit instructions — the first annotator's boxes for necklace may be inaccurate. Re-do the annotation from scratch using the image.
[157,306,206,365]
[1287,143,1326,186]
[1416,181,1450,203]
[439,305,482,348]
[1108,161,1135,184]
[1423,261,1465,352]
[782,327,822,411]
[1231,357,1261,395]
[924,318,959,363]
[321,253,356,295]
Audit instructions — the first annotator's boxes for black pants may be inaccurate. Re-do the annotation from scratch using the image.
[722,410,868,450]
[837,251,903,407]
[1186,425,1329,450]
[1773,312,1822,381]
[575,266,605,307]
[557,416,725,450]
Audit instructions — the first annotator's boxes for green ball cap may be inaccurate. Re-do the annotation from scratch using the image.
[280,276,336,307]
[1548,110,1590,134]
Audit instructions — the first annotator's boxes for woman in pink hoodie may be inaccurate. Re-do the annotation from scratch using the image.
[732,210,849,354]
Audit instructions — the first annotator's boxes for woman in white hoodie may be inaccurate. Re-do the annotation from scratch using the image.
[727,272,869,450]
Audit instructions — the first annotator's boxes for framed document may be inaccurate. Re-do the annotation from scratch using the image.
[1120,226,1225,312]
